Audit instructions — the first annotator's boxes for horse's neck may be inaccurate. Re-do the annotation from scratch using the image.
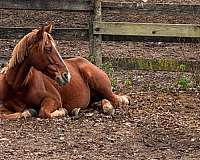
[5,61,31,90]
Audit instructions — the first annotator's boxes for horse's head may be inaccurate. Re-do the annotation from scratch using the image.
[13,24,70,86]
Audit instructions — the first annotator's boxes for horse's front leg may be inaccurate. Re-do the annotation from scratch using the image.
[0,104,12,115]
[0,74,9,102]
[0,108,37,120]
[39,97,67,118]
[0,99,37,120]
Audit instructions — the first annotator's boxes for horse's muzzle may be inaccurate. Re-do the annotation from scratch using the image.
[55,72,70,86]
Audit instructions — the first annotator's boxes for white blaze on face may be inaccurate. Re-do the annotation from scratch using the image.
[50,38,71,83]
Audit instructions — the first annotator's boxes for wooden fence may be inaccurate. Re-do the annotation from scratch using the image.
[0,0,200,72]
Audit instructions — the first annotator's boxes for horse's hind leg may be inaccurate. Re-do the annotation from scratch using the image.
[81,64,130,114]
[100,92,130,115]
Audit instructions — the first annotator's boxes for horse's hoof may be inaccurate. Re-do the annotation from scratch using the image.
[22,109,37,118]
[71,108,81,117]
[50,108,68,118]
[103,104,115,115]
[58,108,68,116]
[120,95,130,105]
[28,109,37,117]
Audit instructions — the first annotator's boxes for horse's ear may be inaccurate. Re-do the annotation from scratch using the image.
[44,24,53,33]
[36,26,45,41]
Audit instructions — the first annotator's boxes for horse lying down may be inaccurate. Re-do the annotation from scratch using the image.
[0,27,130,120]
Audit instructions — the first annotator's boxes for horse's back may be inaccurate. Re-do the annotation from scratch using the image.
[64,56,109,81]
[64,56,103,73]
[64,56,90,67]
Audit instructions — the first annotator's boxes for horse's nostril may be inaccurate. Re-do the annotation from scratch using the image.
[56,76,61,84]
[63,72,68,81]
[55,75,65,86]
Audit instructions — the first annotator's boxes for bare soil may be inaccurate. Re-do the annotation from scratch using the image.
[0,1,200,159]
[1,91,200,160]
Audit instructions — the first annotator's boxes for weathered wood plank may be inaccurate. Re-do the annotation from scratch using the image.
[1,0,199,15]
[93,0,102,66]
[0,0,92,11]
[102,35,200,43]
[1,26,199,42]
[102,2,200,16]
[0,27,89,40]
[94,22,200,38]
[89,12,94,61]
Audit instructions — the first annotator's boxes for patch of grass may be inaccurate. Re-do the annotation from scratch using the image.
[102,62,114,78]
[102,62,132,91]
[177,64,190,90]
[102,62,117,89]
[124,79,132,86]
[177,77,190,90]
[179,64,187,72]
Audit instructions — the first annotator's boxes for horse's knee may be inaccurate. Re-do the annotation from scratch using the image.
[39,108,50,118]
[40,98,62,118]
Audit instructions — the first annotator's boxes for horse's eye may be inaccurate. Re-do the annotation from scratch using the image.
[45,45,52,53]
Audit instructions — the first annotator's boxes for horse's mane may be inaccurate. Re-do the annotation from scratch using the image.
[1,26,53,86]
[0,64,34,86]
[22,67,34,86]
[8,29,44,69]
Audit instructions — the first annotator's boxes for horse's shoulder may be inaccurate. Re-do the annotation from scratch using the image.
[25,68,45,85]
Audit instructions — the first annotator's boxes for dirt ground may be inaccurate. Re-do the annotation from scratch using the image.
[1,91,200,160]
[0,1,200,160]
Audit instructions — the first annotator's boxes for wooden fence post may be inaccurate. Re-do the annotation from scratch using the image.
[89,0,94,62]
[92,0,102,67]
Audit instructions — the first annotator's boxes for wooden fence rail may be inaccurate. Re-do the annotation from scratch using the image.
[102,2,200,16]
[1,0,200,16]
[0,27,89,40]
[92,0,200,68]
[0,0,200,72]
[0,0,92,11]
[94,22,200,38]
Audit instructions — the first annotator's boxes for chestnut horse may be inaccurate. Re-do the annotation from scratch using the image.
[0,24,71,119]
[0,30,130,120]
